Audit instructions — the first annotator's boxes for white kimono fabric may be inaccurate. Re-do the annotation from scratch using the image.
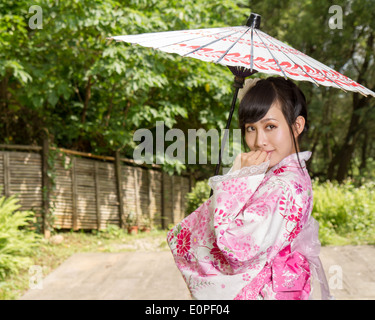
[167,151,331,300]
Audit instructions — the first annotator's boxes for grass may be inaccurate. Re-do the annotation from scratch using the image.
[0,227,169,300]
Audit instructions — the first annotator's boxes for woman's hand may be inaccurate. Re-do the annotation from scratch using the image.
[232,150,271,171]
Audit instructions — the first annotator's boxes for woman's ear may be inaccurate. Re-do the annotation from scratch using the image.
[293,116,306,138]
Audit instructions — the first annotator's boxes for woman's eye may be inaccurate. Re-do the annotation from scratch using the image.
[246,125,276,132]
[267,125,276,130]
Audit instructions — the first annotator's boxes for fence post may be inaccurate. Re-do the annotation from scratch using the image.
[94,162,101,230]
[71,157,78,230]
[133,168,141,225]
[3,152,10,198]
[41,137,51,238]
[147,170,153,227]
[115,151,126,228]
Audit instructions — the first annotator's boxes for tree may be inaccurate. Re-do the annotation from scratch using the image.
[2,0,374,182]
[0,0,249,177]
[248,0,375,183]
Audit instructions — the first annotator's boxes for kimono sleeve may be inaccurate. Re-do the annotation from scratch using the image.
[212,173,309,274]
[167,161,269,265]
[208,161,270,237]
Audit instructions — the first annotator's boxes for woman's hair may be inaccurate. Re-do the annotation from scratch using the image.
[238,76,309,170]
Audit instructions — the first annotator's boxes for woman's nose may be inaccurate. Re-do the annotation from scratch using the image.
[255,131,267,149]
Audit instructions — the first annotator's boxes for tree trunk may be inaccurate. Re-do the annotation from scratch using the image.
[328,32,374,183]
[105,83,116,127]
[359,127,368,173]
[81,76,92,125]
[0,75,10,138]
[333,94,369,182]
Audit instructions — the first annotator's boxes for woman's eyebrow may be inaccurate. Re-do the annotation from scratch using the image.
[260,117,278,123]
[246,118,278,126]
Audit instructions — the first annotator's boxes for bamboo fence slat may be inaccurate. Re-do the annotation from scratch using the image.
[0,146,191,231]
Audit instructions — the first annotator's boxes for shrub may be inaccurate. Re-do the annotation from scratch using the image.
[0,195,41,281]
[97,224,127,239]
[312,178,375,245]
[185,180,211,216]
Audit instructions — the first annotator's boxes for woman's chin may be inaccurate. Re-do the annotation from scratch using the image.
[268,156,278,168]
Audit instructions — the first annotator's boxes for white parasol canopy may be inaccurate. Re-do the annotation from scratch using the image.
[110,13,375,97]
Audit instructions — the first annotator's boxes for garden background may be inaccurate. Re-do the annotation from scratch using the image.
[0,0,374,299]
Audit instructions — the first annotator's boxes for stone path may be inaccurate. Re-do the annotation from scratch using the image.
[20,245,375,300]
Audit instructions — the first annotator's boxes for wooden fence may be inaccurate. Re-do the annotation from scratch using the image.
[0,143,192,235]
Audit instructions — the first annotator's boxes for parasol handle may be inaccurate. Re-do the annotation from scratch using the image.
[213,76,244,177]
[210,71,256,197]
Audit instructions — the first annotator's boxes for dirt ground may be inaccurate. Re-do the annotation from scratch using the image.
[20,240,375,300]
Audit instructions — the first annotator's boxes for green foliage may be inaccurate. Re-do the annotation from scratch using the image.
[0,0,248,177]
[0,195,41,281]
[125,211,138,227]
[312,178,375,245]
[96,224,127,239]
[1,0,374,181]
[185,179,211,216]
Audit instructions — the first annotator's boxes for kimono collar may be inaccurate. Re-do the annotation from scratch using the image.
[267,151,312,174]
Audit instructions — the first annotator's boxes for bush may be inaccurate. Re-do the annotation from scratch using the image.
[312,178,375,245]
[185,180,210,216]
[96,224,127,239]
[0,195,41,281]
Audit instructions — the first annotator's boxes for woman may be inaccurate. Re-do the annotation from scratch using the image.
[167,77,331,300]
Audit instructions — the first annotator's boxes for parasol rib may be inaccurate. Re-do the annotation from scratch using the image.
[256,30,349,93]
[303,55,369,96]
[259,31,349,93]
[155,28,236,50]
[250,24,254,71]
[254,29,288,79]
[292,53,348,93]
[182,29,245,57]
[263,34,321,87]
[215,27,252,64]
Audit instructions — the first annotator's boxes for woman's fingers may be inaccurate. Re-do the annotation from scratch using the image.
[257,151,268,164]
[240,150,269,167]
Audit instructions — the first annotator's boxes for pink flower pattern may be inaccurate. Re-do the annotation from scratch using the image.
[176,228,191,256]
[293,182,304,195]
[167,152,318,300]
[273,166,287,175]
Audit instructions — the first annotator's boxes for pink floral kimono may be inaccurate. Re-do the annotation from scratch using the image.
[167,151,331,300]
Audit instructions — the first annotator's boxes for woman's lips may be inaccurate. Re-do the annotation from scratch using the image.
[266,150,274,159]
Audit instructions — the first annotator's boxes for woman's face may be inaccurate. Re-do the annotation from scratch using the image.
[244,101,303,168]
